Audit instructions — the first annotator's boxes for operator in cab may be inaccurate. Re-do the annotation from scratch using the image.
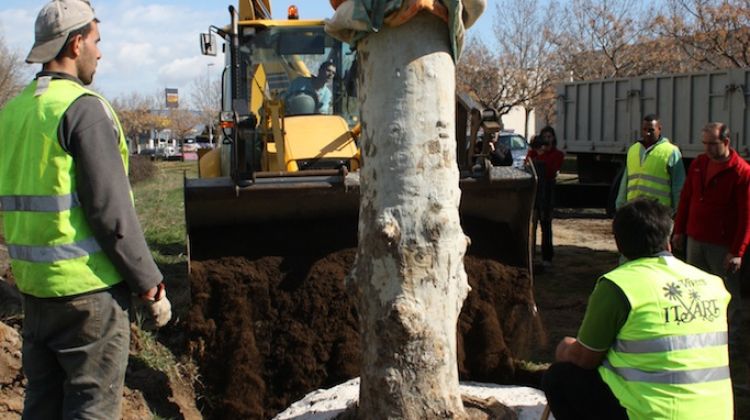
[285,60,336,114]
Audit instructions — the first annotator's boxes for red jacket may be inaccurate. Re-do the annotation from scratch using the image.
[674,149,750,257]
[527,148,564,180]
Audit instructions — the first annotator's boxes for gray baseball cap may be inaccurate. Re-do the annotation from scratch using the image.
[26,0,96,64]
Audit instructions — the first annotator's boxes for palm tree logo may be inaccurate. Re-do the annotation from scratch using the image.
[663,282,681,300]
[663,280,718,323]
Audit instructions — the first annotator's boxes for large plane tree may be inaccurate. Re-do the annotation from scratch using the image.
[328,1,484,417]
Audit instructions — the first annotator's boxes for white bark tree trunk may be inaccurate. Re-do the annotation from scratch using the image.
[354,12,470,419]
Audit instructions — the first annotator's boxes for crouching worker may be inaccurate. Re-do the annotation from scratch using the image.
[542,198,732,419]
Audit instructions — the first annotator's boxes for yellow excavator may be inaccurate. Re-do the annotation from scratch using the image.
[185,1,537,271]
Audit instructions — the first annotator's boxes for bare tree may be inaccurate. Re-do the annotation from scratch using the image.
[494,0,559,132]
[554,0,652,79]
[456,37,515,112]
[112,92,159,145]
[657,0,750,69]
[167,108,200,141]
[456,0,559,134]
[0,36,27,108]
[188,70,222,141]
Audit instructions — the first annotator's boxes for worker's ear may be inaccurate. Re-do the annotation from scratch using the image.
[67,34,84,58]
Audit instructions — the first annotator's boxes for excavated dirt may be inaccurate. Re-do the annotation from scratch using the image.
[187,219,541,419]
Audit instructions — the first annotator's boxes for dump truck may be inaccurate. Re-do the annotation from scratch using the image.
[184,2,540,418]
[555,68,750,210]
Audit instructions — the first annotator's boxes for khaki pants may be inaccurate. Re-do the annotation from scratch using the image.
[21,283,131,420]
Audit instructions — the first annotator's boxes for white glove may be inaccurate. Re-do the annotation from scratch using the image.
[140,283,172,329]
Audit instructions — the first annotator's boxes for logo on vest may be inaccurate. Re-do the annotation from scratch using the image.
[662,278,720,324]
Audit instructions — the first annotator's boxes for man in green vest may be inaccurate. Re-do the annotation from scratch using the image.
[542,198,732,419]
[615,114,686,212]
[0,1,171,418]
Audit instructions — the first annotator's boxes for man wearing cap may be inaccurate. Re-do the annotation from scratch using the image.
[0,1,171,418]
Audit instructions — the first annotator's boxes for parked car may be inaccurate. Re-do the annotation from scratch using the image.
[155,145,182,161]
[182,138,199,153]
[497,132,529,168]
[138,148,157,160]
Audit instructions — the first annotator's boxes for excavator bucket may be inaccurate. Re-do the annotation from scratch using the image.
[185,171,361,260]
[185,157,537,275]
[459,166,536,270]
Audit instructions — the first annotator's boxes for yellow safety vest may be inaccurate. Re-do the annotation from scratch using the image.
[0,78,129,297]
[626,139,677,206]
[599,255,732,419]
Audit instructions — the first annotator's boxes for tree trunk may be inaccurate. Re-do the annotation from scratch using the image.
[355,12,470,419]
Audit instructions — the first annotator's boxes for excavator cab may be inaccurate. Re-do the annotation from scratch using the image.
[186,10,363,260]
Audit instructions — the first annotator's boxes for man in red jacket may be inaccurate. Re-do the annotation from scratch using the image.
[673,122,750,389]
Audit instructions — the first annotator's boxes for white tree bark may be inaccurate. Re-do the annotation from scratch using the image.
[354,12,470,419]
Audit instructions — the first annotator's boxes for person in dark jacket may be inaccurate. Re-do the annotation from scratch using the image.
[672,122,750,390]
[528,126,565,267]
[0,1,171,418]
[487,132,514,167]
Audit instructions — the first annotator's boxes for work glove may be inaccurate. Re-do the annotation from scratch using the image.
[139,283,172,329]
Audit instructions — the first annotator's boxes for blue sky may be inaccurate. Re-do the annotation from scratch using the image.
[1,1,496,101]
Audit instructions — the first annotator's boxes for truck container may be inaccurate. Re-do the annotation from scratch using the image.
[555,68,750,210]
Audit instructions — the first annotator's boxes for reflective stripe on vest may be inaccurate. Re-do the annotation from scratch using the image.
[602,360,730,384]
[614,331,727,353]
[625,139,676,205]
[0,193,80,212]
[8,237,101,262]
[598,256,732,419]
[0,79,128,297]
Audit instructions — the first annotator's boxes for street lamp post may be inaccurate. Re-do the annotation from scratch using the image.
[207,63,215,144]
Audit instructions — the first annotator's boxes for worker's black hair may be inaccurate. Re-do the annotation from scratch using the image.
[539,125,556,140]
[613,198,672,260]
[318,59,335,72]
[643,113,660,123]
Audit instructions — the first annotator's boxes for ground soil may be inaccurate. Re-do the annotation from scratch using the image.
[2,215,749,418]
[529,216,619,362]
[186,219,542,419]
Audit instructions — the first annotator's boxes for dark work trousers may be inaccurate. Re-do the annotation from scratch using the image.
[542,362,628,420]
[533,175,556,262]
[686,238,742,356]
[21,283,131,420]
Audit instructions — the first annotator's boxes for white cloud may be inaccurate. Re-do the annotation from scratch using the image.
[1,0,226,105]
[157,55,207,89]
[0,7,35,54]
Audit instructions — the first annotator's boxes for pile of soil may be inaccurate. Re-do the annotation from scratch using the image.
[0,321,23,417]
[187,246,540,419]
